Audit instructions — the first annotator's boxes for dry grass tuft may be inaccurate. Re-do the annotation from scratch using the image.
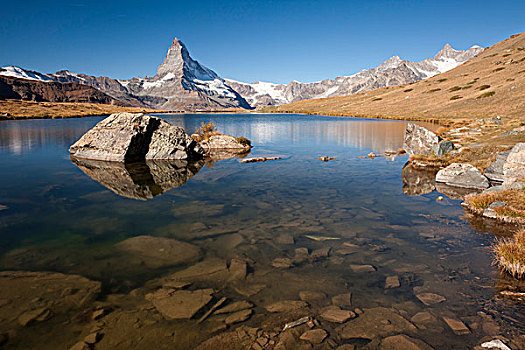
[493,229,525,279]
[465,188,525,220]
[192,121,221,142]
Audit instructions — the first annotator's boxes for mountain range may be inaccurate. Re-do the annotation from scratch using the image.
[0,39,483,110]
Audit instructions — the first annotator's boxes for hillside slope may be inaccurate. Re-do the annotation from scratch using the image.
[267,32,525,122]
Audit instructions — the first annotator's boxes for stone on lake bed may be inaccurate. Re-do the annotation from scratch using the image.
[350,264,376,273]
[225,309,253,325]
[385,275,400,289]
[380,334,434,350]
[265,300,308,313]
[442,316,470,335]
[299,329,328,344]
[332,293,352,308]
[320,308,356,323]
[415,293,446,306]
[150,288,214,319]
[116,235,200,268]
[215,300,253,314]
[18,307,51,326]
[299,291,327,302]
[338,307,417,340]
[271,258,294,268]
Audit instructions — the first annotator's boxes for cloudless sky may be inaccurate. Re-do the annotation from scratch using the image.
[1,0,523,83]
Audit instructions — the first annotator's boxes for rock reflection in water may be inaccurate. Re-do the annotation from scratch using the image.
[401,162,438,196]
[71,157,204,200]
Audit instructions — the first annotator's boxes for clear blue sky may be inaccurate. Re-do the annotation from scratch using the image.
[1,0,523,84]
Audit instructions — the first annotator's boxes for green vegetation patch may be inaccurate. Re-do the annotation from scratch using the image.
[493,67,505,72]
[478,91,495,99]
[372,97,383,101]
[478,84,491,91]
[426,88,441,93]
[437,78,448,83]
[502,54,511,57]
[235,136,251,147]
[450,95,462,100]
[449,86,461,92]
[403,88,413,92]
[462,85,473,89]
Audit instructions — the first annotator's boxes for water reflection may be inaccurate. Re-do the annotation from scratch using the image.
[71,157,204,200]
[401,162,438,196]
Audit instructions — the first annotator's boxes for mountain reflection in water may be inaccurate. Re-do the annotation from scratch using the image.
[71,157,205,200]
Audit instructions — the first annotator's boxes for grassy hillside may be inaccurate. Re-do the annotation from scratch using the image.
[0,100,164,119]
[265,32,525,123]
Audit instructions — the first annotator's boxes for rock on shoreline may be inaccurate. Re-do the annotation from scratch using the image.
[403,123,440,155]
[436,163,489,189]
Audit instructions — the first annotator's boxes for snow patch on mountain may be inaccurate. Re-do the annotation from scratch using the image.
[0,66,54,81]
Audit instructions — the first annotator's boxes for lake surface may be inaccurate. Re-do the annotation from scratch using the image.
[0,114,522,349]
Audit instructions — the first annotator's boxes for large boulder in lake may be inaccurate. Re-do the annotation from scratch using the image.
[436,163,489,189]
[403,123,441,155]
[503,143,525,186]
[69,113,205,162]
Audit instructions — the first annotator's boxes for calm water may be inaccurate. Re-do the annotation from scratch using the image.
[0,114,522,349]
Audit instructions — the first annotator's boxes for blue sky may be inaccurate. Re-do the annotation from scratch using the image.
[1,0,523,83]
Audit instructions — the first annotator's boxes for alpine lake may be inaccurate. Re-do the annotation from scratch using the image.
[0,113,523,349]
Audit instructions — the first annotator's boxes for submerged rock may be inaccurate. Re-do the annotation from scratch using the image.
[150,288,214,319]
[380,334,434,350]
[264,300,308,313]
[338,307,416,340]
[70,113,205,162]
[116,235,200,268]
[442,316,470,335]
[71,158,204,200]
[503,143,525,186]
[436,163,489,189]
[299,329,327,344]
[403,123,440,155]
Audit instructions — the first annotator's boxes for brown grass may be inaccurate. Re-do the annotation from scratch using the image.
[465,188,525,221]
[493,229,525,279]
[192,121,221,142]
[0,99,163,119]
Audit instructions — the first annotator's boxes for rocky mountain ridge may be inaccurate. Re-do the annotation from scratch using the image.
[1,40,483,109]
[226,44,483,106]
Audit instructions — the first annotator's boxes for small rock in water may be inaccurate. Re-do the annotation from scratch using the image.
[443,316,470,335]
[350,264,376,273]
[299,291,327,302]
[92,307,110,320]
[311,247,331,260]
[299,329,328,344]
[320,308,356,323]
[415,292,446,306]
[304,234,340,241]
[332,293,352,308]
[0,205,7,211]
[282,316,310,331]
[385,275,400,289]
[84,332,102,344]
[265,300,308,313]
[436,196,444,201]
[18,307,51,326]
[480,339,511,350]
[271,258,294,269]
[241,156,282,163]
[318,156,336,162]
[151,288,214,319]
[380,334,434,350]
[69,341,90,350]
[234,283,266,297]
[367,152,380,159]
[225,309,253,325]
[228,258,247,280]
